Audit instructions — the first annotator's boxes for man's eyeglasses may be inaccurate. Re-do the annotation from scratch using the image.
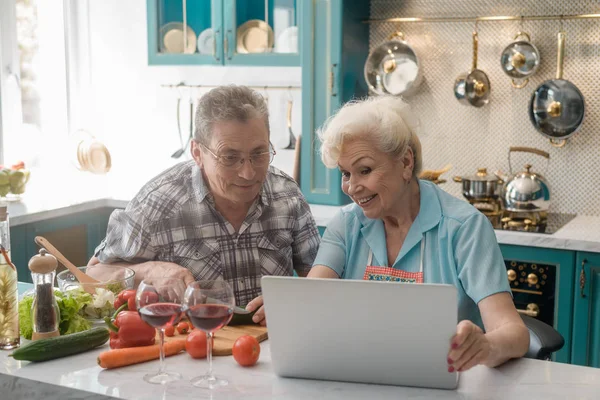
[200,143,276,169]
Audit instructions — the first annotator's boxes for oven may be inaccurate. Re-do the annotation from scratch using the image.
[504,259,556,326]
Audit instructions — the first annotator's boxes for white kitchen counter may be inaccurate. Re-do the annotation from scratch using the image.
[1,340,600,400]
[4,170,600,253]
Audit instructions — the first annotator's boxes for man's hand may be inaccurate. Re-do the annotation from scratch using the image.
[246,295,266,326]
[87,259,196,288]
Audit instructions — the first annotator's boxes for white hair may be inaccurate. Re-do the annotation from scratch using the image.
[194,85,270,145]
[317,96,422,176]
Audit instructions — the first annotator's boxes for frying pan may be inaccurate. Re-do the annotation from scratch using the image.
[529,31,585,148]
[364,32,422,97]
[454,31,490,107]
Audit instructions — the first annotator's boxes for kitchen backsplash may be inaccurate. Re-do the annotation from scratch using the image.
[370,0,600,216]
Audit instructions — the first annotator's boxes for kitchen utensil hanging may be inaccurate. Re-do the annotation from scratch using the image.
[363,31,422,97]
[454,31,490,107]
[73,129,111,174]
[500,31,540,89]
[171,92,194,159]
[284,90,296,150]
[529,30,585,148]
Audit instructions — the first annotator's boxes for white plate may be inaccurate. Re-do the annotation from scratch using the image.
[159,22,197,54]
[197,28,215,55]
[275,26,298,53]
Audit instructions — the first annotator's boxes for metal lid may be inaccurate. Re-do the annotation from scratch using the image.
[463,168,500,182]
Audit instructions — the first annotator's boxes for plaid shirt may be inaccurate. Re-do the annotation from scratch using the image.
[95,161,320,306]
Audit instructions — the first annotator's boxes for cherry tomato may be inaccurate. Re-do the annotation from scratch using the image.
[186,330,208,359]
[165,324,175,337]
[176,322,190,334]
[232,335,260,367]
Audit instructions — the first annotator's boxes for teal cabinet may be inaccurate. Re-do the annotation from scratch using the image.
[300,0,369,205]
[571,252,600,368]
[9,208,118,283]
[147,0,300,66]
[499,245,576,364]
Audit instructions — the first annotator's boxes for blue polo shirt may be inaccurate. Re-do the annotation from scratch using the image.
[313,179,511,329]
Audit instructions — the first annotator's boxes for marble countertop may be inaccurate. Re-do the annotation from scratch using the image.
[4,170,600,253]
[2,339,600,400]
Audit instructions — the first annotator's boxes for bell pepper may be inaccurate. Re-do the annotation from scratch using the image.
[113,289,136,310]
[105,304,156,349]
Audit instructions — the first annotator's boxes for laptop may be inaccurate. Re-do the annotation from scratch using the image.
[261,276,459,390]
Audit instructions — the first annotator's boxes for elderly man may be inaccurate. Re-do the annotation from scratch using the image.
[88,85,320,325]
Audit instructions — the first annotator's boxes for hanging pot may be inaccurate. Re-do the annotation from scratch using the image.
[453,168,503,201]
[529,31,585,148]
[454,31,490,107]
[500,31,540,89]
[364,32,423,97]
[499,147,550,213]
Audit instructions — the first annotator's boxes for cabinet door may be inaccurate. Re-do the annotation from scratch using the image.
[147,0,223,65]
[223,0,300,66]
[10,208,117,284]
[571,252,600,367]
[500,244,576,364]
[300,0,369,205]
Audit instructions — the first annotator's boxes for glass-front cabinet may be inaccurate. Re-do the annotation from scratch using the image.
[147,0,300,66]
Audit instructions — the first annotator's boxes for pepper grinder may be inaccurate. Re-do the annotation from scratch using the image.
[28,249,60,340]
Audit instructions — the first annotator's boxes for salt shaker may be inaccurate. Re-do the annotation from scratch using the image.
[28,249,60,340]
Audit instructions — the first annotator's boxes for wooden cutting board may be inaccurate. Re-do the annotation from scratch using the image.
[161,324,268,356]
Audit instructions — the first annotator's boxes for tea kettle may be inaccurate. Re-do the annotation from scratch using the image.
[497,147,550,212]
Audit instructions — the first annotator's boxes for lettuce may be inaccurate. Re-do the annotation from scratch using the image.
[19,289,92,339]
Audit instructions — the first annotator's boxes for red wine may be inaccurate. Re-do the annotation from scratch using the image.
[139,303,182,328]
[186,304,233,332]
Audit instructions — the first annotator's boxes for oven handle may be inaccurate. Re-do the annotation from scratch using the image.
[516,303,539,317]
[580,258,587,298]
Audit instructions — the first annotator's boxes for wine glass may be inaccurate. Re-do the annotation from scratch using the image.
[183,280,235,389]
[136,278,186,384]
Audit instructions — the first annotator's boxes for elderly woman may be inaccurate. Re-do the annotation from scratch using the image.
[308,96,529,372]
[88,85,320,324]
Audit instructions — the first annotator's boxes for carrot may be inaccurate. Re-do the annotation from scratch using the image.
[97,339,186,369]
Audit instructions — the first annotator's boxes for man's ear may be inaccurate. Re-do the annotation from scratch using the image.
[191,140,203,168]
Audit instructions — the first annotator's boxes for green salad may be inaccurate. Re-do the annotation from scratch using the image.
[18,286,119,340]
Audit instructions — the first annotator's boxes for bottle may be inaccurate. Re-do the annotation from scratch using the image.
[0,205,19,349]
[28,249,60,340]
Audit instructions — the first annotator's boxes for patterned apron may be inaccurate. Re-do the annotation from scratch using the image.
[362,238,424,283]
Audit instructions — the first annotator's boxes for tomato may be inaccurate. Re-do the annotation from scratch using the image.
[11,161,25,170]
[164,324,175,337]
[232,335,260,367]
[186,330,209,359]
[176,321,190,334]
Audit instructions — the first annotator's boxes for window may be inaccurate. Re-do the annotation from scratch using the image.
[0,0,88,167]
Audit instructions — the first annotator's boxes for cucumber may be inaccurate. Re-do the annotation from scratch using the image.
[229,309,257,326]
[9,327,109,362]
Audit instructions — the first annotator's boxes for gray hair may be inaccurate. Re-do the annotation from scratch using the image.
[194,85,270,145]
[317,96,422,177]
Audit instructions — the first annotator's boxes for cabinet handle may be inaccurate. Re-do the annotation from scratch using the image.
[580,259,587,298]
[224,30,232,60]
[330,63,338,97]
[214,29,220,61]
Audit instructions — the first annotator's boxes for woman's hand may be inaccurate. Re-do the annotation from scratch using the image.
[447,320,491,373]
[245,295,267,326]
